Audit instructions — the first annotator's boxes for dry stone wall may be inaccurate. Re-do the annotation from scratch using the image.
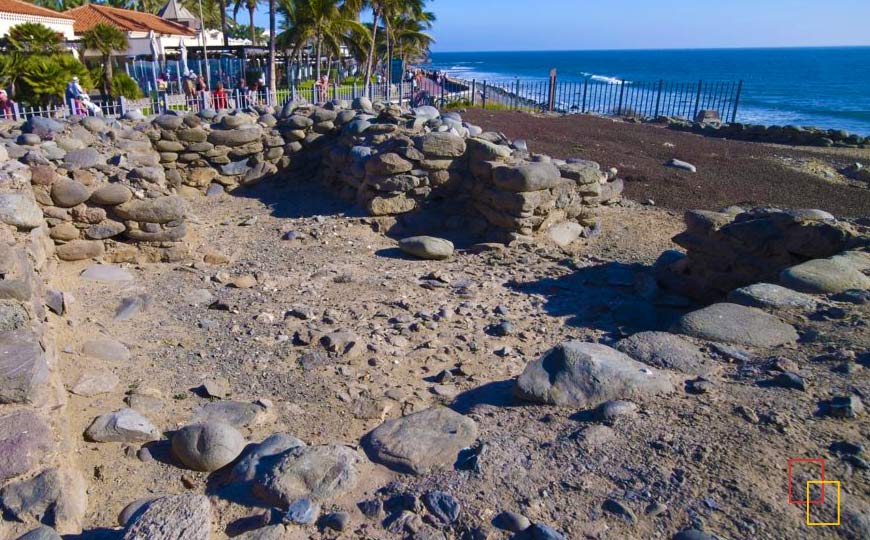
[0,115,189,264]
[656,207,869,301]
[150,99,623,243]
[0,169,88,536]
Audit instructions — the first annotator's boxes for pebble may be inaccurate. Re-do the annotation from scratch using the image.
[771,371,806,391]
[283,497,319,525]
[321,511,350,531]
[423,490,461,524]
[493,511,531,532]
[602,498,637,524]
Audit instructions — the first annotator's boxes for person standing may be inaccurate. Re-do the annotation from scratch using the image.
[66,76,84,115]
[212,82,228,109]
[0,90,14,119]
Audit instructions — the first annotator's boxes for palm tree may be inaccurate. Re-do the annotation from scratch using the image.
[5,22,63,55]
[232,0,260,44]
[390,11,433,70]
[80,23,128,97]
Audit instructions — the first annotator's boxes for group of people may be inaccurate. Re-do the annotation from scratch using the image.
[65,77,101,116]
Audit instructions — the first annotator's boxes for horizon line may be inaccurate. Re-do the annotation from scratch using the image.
[429,44,870,54]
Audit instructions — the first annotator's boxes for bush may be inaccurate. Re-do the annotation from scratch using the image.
[111,72,142,99]
[4,53,92,106]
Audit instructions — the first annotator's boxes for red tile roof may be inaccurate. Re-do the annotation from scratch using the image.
[0,0,75,20]
[66,4,195,36]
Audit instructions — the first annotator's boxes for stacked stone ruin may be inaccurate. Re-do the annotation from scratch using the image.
[656,207,870,301]
[147,99,624,243]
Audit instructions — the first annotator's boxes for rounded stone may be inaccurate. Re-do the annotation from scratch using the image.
[56,240,105,261]
[671,303,799,348]
[780,257,870,294]
[90,184,133,206]
[171,422,246,472]
[51,179,91,208]
[398,236,454,260]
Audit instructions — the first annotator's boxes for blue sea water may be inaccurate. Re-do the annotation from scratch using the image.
[428,48,870,135]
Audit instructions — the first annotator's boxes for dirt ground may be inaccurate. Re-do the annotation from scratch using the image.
[37,172,870,540]
[462,110,870,218]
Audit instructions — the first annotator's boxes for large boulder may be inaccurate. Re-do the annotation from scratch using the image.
[515,341,675,408]
[671,303,798,348]
[23,117,65,138]
[780,257,870,294]
[122,494,210,540]
[364,407,478,475]
[252,444,361,506]
[0,467,87,534]
[171,422,245,472]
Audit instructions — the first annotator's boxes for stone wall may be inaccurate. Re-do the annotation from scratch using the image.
[656,207,868,301]
[0,116,189,263]
[666,117,869,148]
[149,99,623,243]
[0,169,87,536]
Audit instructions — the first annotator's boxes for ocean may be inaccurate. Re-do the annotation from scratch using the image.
[428,48,870,135]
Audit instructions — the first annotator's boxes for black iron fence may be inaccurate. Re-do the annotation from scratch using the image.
[439,77,744,122]
[4,76,743,124]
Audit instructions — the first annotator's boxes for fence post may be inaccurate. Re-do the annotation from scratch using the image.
[653,80,663,117]
[617,80,626,115]
[471,80,476,107]
[693,80,703,119]
[440,79,445,109]
[514,78,520,110]
[160,92,168,114]
[12,102,20,121]
[352,82,356,101]
[547,69,557,112]
[482,81,487,109]
[119,96,127,117]
[332,82,337,102]
[731,80,743,123]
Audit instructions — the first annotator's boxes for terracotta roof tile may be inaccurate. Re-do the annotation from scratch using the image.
[66,4,195,36]
[0,0,75,20]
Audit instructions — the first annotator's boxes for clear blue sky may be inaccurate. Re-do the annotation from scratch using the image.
[253,0,870,51]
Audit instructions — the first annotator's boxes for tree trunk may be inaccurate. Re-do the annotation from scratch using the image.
[248,4,256,45]
[220,0,228,47]
[104,54,113,97]
[384,18,391,98]
[363,6,380,96]
[268,0,276,95]
[315,35,322,82]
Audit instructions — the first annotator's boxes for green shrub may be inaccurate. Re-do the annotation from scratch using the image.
[111,72,143,99]
[3,53,92,106]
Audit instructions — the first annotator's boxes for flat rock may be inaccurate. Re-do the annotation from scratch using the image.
[0,411,53,482]
[616,331,716,375]
[56,240,105,261]
[171,422,246,472]
[252,444,361,506]
[235,525,297,540]
[364,407,478,475]
[16,526,62,540]
[90,184,133,205]
[515,341,675,407]
[63,148,102,169]
[0,330,49,404]
[727,283,818,310]
[122,494,210,540]
[671,303,798,348]
[415,132,466,158]
[780,257,870,294]
[70,368,119,396]
[81,338,130,362]
[85,408,160,443]
[113,196,187,224]
[191,401,264,428]
[398,236,454,260]
[231,433,306,483]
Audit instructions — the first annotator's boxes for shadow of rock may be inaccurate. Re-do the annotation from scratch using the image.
[62,528,122,540]
[507,261,695,336]
[142,437,183,468]
[229,176,368,221]
[450,380,522,414]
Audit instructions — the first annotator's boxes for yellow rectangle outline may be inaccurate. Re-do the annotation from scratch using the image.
[806,480,840,526]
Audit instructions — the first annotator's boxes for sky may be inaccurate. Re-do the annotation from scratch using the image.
[253,0,870,51]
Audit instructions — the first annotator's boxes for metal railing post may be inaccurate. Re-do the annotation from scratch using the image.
[161,93,169,114]
[654,80,663,117]
[693,80,703,119]
[471,80,476,107]
[617,80,626,115]
[514,78,520,110]
[731,80,743,123]
[12,102,20,121]
[119,96,127,117]
[547,69,557,112]
[482,81,487,109]
[582,78,588,113]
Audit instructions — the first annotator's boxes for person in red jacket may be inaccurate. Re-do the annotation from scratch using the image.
[212,82,228,110]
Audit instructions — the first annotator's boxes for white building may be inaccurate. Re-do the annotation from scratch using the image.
[0,0,75,40]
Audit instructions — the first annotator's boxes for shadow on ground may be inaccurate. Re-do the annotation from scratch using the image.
[508,260,696,336]
[229,175,368,220]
